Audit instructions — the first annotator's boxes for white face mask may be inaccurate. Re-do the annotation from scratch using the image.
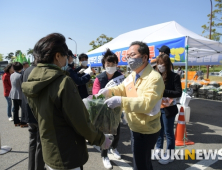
[81,61,88,66]
[105,67,117,75]
[157,64,165,73]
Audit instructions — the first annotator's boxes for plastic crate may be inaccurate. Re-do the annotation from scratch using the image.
[206,94,216,100]
[216,92,222,99]
[198,89,208,95]
[198,94,206,99]
[207,90,217,95]
[192,92,198,98]
[189,84,198,90]
[216,96,222,101]
[208,83,220,88]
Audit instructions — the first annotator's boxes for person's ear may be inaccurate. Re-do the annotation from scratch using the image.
[55,53,61,61]
[143,54,148,61]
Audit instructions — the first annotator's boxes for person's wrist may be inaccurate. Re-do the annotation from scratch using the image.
[120,96,123,107]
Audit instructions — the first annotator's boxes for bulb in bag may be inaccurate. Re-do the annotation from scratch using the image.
[83,94,122,135]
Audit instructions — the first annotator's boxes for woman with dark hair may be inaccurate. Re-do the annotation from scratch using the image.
[9,62,28,127]
[22,33,111,170]
[92,49,122,170]
[155,54,182,165]
[2,63,14,121]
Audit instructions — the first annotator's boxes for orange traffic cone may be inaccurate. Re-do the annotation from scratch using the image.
[175,107,194,146]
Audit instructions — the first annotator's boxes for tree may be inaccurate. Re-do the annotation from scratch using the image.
[15,50,22,57]
[88,34,113,52]
[5,52,15,62]
[0,53,3,61]
[27,48,33,56]
[202,0,222,41]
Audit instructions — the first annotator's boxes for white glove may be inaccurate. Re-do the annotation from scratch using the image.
[79,69,86,74]
[84,67,93,76]
[97,88,109,97]
[101,135,112,150]
[104,96,122,109]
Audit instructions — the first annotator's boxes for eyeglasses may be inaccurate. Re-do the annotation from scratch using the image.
[126,53,140,60]
[105,63,117,67]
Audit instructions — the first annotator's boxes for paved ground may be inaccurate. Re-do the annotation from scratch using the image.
[0,80,222,170]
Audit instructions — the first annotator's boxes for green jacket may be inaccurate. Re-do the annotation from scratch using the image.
[22,64,105,169]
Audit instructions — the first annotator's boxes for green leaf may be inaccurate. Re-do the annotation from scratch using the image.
[97,94,105,100]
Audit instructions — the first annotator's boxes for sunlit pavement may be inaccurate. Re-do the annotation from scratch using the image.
[0,80,222,170]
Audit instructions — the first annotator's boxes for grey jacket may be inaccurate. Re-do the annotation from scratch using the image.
[9,72,23,100]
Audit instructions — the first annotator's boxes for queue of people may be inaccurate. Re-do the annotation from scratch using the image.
[2,33,182,170]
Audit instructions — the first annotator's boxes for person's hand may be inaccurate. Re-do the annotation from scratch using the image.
[97,88,109,96]
[88,70,94,76]
[104,96,122,109]
[79,69,86,74]
[101,135,112,150]
[84,68,93,76]
[91,68,96,74]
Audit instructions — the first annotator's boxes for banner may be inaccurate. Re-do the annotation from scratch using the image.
[184,54,222,66]
[105,75,125,88]
[88,36,222,67]
[88,37,186,67]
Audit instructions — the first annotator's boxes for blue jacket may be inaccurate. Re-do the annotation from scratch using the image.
[66,66,91,86]
[77,73,89,99]
[74,66,93,99]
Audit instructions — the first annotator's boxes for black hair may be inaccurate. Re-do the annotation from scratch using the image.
[130,41,150,60]
[33,33,68,64]
[101,49,118,69]
[4,63,13,73]
[78,53,88,61]
[12,62,23,71]
[68,49,74,58]
[23,61,29,65]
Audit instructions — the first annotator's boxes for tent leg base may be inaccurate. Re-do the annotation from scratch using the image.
[0,146,12,155]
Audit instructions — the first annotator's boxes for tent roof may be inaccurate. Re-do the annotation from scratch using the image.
[87,21,222,57]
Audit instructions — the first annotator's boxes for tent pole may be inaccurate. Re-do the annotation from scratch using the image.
[185,45,189,92]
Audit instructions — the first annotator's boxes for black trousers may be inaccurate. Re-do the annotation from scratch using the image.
[13,99,22,124]
[131,130,160,170]
[101,123,120,157]
[13,99,27,125]
[28,123,46,170]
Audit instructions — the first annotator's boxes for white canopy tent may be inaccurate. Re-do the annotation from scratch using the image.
[87,21,222,90]
[88,21,222,59]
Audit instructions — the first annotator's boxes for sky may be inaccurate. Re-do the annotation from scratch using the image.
[0,0,220,61]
